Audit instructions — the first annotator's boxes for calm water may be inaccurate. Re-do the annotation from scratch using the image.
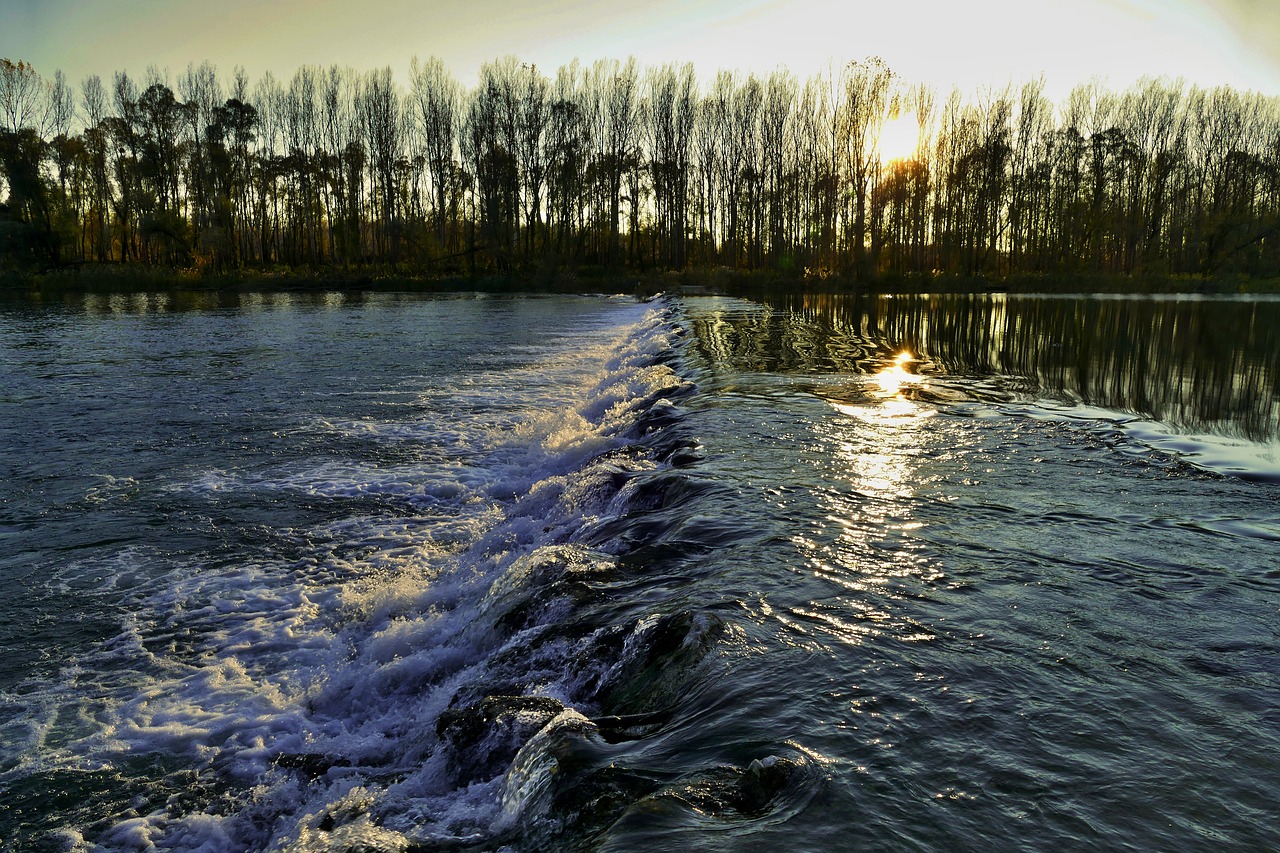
[1,291,1277,852]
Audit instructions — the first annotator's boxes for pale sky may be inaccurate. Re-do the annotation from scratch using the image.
[3,0,1279,103]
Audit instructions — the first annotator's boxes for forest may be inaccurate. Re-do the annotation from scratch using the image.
[2,54,1279,283]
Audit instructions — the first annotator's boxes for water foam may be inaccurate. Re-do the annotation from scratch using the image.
[995,398,1280,482]
[1,301,692,850]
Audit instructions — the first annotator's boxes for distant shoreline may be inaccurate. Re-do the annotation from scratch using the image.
[4,265,1279,299]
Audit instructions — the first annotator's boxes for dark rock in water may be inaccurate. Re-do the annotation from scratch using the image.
[581,472,717,550]
[546,764,665,842]
[662,755,805,820]
[642,612,705,660]
[274,752,352,779]
[656,437,703,466]
[618,469,688,512]
[636,399,684,434]
[436,695,567,783]
[484,545,615,634]
[667,446,703,467]
[590,707,676,743]
[733,756,795,814]
[596,610,724,712]
[436,694,565,741]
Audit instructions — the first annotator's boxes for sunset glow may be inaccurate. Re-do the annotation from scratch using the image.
[2,0,1278,99]
[877,114,921,163]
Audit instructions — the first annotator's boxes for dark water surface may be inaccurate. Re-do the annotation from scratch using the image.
[1,291,1277,851]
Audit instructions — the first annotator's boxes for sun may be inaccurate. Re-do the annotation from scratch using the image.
[877,113,921,163]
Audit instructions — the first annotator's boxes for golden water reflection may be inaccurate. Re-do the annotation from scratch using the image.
[690,293,1280,441]
[828,350,938,425]
[873,351,919,398]
[801,346,947,626]
[785,387,946,652]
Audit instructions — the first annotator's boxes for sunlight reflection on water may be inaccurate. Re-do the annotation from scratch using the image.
[687,295,1280,852]
[832,351,937,424]
[790,349,949,642]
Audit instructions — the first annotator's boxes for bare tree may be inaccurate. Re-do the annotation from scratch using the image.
[5,53,1280,282]
[409,56,459,254]
[591,58,639,266]
[545,61,586,259]
[515,63,549,260]
[1,59,50,134]
[693,73,729,264]
[251,70,286,265]
[80,74,112,260]
[645,62,696,268]
[840,57,895,279]
[47,69,78,222]
[178,61,222,254]
[357,67,404,264]
[760,69,796,268]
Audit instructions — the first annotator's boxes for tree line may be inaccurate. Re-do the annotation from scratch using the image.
[2,55,1279,281]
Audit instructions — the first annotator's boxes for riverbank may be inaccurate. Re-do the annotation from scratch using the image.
[715,269,1280,297]
[4,263,1280,298]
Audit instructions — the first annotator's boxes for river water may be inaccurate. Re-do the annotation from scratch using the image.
[1,291,1277,851]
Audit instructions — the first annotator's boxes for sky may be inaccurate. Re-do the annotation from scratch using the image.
[3,0,1279,104]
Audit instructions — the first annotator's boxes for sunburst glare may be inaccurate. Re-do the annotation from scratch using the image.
[873,351,922,398]
[877,114,921,163]
[827,351,932,424]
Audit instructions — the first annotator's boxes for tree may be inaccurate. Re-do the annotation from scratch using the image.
[839,57,895,280]
[135,81,189,263]
[545,62,587,260]
[0,127,55,264]
[206,96,258,268]
[357,67,403,264]
[760,70,796,269]
[409,56,459,256]
[590,58,639,266]
[1,59,50,135]
[178,61,222,255]
[2,54,1278,282]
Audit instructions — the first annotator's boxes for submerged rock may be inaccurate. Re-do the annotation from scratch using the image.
[436,695,568,783]
[734,755,795,814]
[596,609,725,712]
[545,764,665,842]
[589,707,676,743]
[482,545,615,633]
[274,752,353,779]
[665,754,808,819]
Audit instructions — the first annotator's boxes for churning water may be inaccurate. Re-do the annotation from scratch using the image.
[1,291,1277,851]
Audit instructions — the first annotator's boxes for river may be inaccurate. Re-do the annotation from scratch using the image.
[1,290,1277,851]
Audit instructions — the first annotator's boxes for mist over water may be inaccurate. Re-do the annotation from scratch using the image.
[1,291,1277,851]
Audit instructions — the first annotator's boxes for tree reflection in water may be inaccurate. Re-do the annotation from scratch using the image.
[691,293,1280,442]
